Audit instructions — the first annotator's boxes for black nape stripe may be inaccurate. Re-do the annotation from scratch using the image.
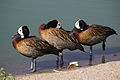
[79,20,88,30]
[22,26,30,37]
[45,20,58,29]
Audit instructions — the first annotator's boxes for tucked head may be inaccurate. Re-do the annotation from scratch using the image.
[44,20,62,29]
[75,20,88,31]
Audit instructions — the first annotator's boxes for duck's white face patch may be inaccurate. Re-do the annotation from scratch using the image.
[18,26,24,38]
[56,21,62,29]
[75,20,80,29]
[75,20,84,30]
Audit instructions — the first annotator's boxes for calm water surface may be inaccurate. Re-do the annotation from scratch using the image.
[0,0,120,75]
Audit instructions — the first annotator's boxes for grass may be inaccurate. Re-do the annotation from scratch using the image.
[0,68,14,80]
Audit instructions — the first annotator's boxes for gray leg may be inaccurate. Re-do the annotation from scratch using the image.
[30,58,36,72]
[30,59,33,70]
[89,46,93,66]
[59,52,64,68]
[102,40,106,51]
[56,55,59,69]
[102,40,106,63]
[90,46,92,55]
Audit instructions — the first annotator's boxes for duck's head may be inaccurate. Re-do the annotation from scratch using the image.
[44,20,62,29]
[13,26,30,39]
[74,20,88,31]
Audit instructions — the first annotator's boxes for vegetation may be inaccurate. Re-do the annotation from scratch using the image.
[0,68,14,80]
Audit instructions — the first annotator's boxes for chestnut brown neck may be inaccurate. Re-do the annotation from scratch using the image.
[72,27,82,40]
[39,24,46,38]
[39,24,46,30]
[73,27,82,33]
[12,37,22,49]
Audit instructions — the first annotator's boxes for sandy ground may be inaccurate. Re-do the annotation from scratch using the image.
[14,61,120,80]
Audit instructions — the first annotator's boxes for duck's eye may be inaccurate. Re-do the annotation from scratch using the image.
[58,23,61,26]
[80,28,83,30]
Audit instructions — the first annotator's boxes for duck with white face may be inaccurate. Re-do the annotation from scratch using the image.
[12,26,58,72]
[43,20,62,29]
[73,19,117,65]
[39,20,85,68]
[47,19,117,65]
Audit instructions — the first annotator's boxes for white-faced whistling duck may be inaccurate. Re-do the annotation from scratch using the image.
[12,26,58,72]
[72,20,117,65]
[39,20,85,68]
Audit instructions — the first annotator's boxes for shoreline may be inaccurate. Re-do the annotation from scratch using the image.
[2,47,120,75]
[14,61,120,80]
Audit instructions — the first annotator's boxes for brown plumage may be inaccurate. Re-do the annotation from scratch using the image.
[39,20,85,67]
[12,26,58,72]
[72,20,117,65]
[73,24,117,46]
[40,28,81,50]
[73,20,117,46]
[13,36,58,58]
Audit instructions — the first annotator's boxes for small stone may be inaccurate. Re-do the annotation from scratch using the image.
[53,69,59,72]
[111,54,117,56]
[68,61,79,68]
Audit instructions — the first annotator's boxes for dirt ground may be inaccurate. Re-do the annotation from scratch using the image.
[14,61,120,80]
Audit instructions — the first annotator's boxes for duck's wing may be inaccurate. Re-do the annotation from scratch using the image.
[88,24,117,36]
[21,37,58,54]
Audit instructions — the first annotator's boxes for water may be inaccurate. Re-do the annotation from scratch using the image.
[0,0,120,75]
